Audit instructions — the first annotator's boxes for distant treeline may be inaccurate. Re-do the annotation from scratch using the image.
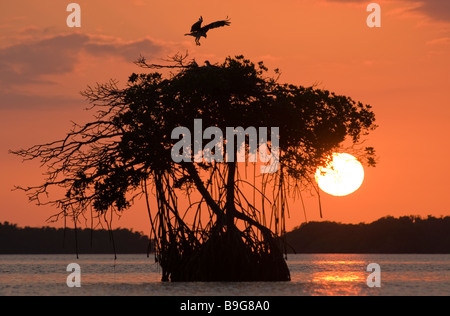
[2,215,450,254]
[0,222,151,254]
[284,216,450,253]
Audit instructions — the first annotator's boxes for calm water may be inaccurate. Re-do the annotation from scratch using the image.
[0,254,449,296]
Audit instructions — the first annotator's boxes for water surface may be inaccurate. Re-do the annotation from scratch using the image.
[1,254,449,296]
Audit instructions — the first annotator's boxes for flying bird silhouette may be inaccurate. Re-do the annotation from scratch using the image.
[185,16,231,46]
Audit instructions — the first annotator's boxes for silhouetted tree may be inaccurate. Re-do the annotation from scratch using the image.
[12,54,376,281]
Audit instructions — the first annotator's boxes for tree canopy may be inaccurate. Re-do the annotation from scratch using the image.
[12,54,376,281]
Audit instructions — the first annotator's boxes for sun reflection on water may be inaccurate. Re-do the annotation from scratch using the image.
[312,271,365,283]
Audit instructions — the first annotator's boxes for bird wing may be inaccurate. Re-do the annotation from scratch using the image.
[190,19,203,32]
[201,19,231,32]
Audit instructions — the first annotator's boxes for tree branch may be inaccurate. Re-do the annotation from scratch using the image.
[183,162,223,218]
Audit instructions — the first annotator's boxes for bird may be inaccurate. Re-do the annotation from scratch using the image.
[185,16,231,46]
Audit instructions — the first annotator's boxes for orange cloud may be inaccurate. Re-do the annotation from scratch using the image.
[0,33,163,87]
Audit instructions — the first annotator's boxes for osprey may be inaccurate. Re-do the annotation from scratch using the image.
[185,16,231,46]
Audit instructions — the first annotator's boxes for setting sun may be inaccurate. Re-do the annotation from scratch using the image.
[315,153,364,197]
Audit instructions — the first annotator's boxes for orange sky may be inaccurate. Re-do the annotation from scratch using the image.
[0,0,449,233]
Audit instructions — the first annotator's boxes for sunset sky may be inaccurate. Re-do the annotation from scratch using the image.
[1,0,449,233]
